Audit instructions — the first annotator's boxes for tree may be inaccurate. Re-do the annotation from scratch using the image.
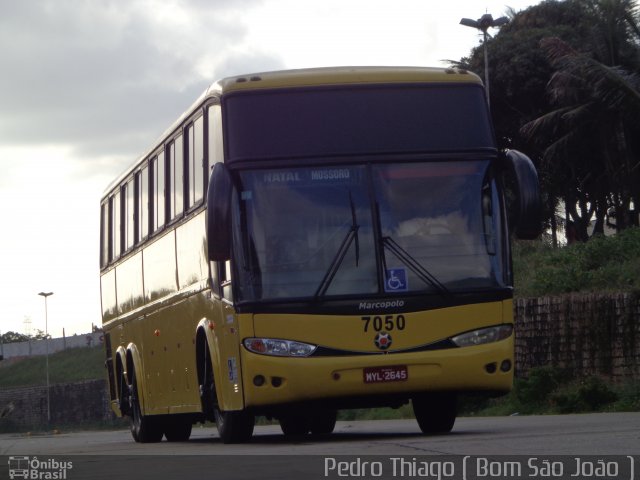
[0,329,50,344]
[456,0,640,242]
[521,1,640,239]
[0,331,29,344]
[454,1,599,243]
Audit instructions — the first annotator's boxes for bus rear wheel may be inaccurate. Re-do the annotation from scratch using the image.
[412,392,457,434]
[214,408,255,444]
[129,372,163,443]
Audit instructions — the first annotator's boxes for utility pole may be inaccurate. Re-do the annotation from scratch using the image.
[459,13,509,109]
[38,291,54,424]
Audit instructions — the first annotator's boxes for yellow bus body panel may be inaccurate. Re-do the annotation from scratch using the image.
[242,299,514,407]
[217,66,482,94]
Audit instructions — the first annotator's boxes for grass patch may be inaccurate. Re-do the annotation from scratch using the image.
[0,346,104,387]
[513,227,640,297]
[458,367,640,417]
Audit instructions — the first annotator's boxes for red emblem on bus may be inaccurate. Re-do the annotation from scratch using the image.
[374,332,392,350]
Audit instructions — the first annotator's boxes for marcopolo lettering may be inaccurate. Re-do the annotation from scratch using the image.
[358,300,405,310]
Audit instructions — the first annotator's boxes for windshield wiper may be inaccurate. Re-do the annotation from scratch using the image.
[381,236,450,297]
[372,202,450,298]
[313,192,360,300]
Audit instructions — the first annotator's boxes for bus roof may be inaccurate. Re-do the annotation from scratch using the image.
[214,66,482,93]
[102,66,483,197]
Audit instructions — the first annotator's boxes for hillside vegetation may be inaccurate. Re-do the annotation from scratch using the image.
[0,346,104,387]
[513,227,640,297]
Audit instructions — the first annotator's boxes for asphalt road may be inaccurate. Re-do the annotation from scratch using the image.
[1,412,638,456]
[1,414,638,480]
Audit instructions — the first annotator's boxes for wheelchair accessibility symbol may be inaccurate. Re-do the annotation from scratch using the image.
[385,268,408,292]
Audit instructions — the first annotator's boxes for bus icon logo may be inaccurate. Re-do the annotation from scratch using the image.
[385,268,408,292]
[8,456,30,479]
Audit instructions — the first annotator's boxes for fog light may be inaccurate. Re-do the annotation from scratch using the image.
[485,363,497,374]
[271,377,283,387]
[500,360,512,372]
[253,375,265,387]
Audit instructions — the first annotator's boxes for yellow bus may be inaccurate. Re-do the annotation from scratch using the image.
[100,66,540,444]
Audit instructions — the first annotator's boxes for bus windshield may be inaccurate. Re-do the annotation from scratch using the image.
[233,160,505,303]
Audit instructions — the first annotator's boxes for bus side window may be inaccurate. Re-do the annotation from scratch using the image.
[151,153,166,232]
[187,116,205,209]
[138,165,149,241]
[100,202,109,267]
[209,261,232,300]
[168,135,184,220]
[207,104,224,168]
[221,260,233,301]
[110,192,121,259]
[124,178,135,251]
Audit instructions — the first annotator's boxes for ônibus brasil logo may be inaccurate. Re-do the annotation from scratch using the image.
[8,456,73,480]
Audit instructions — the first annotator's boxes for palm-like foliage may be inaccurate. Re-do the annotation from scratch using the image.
[520,0,640,240]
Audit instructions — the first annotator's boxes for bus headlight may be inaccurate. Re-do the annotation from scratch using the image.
[243,338,317,357]
[451,325,513,347]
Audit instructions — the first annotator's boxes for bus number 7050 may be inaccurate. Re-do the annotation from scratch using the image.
[361,315,406,332]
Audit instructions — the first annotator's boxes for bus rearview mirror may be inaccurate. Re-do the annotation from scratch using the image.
[207,162,233,261]
[503,149,542,240]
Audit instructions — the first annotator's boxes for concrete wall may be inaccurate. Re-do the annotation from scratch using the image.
[0,332,104,360]
[514,292,640,379]
[0,379,115,430]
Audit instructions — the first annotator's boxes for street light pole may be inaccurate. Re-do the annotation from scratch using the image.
[38,291,53,424]
[459,13,509,109]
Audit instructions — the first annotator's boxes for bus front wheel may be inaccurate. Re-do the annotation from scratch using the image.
[163,415,193,442]
[412,392,457,434]
[214,408,255,444]
[279,411,309,436]
[279,408,337,436]
[309,409,337,435]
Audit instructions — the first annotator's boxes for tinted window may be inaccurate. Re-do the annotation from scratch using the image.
[139,165,149,240]
[100,202,109,267]
[152,153,165,231]
[124,179,135,250]
[169,136,184,219]
[111,192,121,258]
[224,85,494,162]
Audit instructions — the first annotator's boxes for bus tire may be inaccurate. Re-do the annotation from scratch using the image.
[279,411,310,436]
[197,336,216,422]
[163,416,193,442]
[309,409,337,435]
[129,371,163,443]
[412,392,456,434]
[214,408,255,444]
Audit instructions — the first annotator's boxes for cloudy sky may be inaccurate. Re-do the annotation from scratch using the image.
[0,0,538,338]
